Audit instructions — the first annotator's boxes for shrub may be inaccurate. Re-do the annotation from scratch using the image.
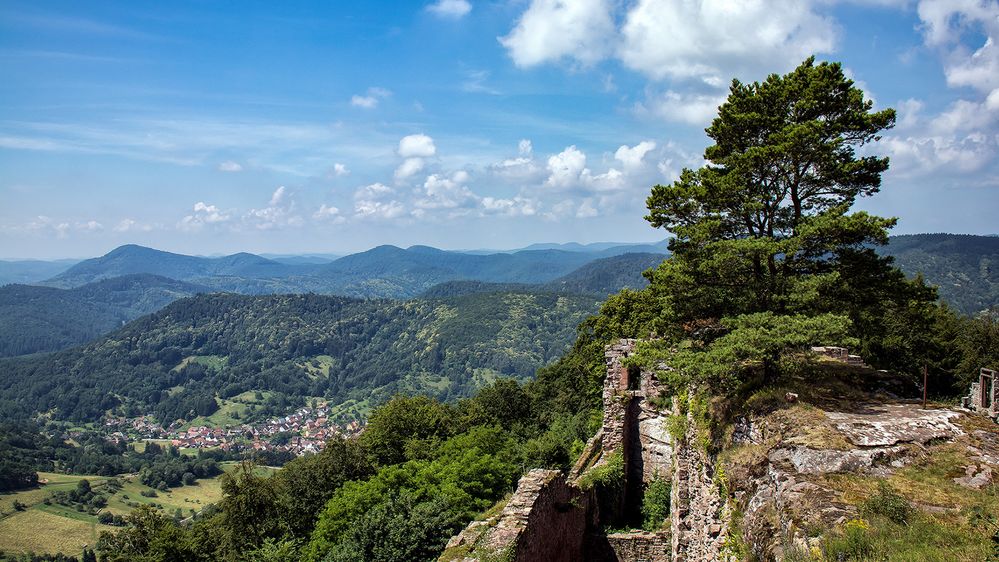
[641,475,671,531]
[743,387,788,414]
[665,414,688,443]
[577,452,624,493]
[824,518,872,560]
[862,481,912,525]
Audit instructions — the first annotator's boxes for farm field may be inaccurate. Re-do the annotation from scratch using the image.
[0,463,263,556]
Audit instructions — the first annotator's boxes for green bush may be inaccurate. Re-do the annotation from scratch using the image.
[577,452,624,493]
[862,481,912,525]
[665,415,688,443]
[823,518,872,560]
[641,475,671,531]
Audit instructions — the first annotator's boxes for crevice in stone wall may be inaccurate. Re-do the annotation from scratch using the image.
[623,395,645,527]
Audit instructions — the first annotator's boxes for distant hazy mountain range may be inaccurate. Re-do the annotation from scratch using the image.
[0,244,667,357]
[0,258,81,285]
[35,241,668,297]
[0,233,996,359]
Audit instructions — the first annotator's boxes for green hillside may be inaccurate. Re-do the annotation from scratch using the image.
[0,274,207,357]
[0,291,599,423]
[883,233,999,315]
[543,252,666,295]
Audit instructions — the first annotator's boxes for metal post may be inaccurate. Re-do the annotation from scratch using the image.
[922,364,928,409]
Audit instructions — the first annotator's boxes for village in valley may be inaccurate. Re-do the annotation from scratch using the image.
[101,405,364,457]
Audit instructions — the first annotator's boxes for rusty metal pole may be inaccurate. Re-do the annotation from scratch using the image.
[922,364,928,409]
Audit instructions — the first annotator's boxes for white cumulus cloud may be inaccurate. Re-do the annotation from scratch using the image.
[637,89,727,125]
[619,0,837,83]
[218,160,243,172]
[614,140,657,171]
[398,134,437,158]
[417,171,478,209]
[545,145,588,188]
[113,218,152,232]
[395,134,437,182]
[499,0,615,68]
[313,204,345,224]
[242,186,304,230]
[545,145,625,191]
[354,182,394,200]
[481,196,538,217]
[395,157,426,181]
[355,199,405,220]
[179,202,230,231]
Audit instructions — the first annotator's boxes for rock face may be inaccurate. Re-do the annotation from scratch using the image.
[738,402,967,559]
[824,404,964,447]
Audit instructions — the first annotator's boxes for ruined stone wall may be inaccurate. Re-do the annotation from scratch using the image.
[441,469,589,562]
[968,381,982,410]
[444,339,686,562]
[670,408,730,562]
[586,531,672,561]
[514,472,590,562]
[598,339,672,526]
[601,339,635,456]
[964,370,999,419]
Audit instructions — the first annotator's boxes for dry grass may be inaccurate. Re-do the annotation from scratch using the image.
[816,436,999,561]
[777,405,853,451]
[103,472,226,517]
[0,508,97,555]
[0,473,108,514]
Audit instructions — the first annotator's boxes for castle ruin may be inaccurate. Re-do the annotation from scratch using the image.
[441,339,732,562]
[964,367,999,421]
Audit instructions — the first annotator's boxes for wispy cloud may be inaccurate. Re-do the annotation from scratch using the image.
[462,70,501,95]
[427,0,472,19]
[350,87,392,109]
[3,13,164,41]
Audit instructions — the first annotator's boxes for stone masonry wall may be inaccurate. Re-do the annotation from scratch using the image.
[441,469,589,562]
[964,369,999,419]
[586,531,672,562]
[514,472,590,562]
[600,339,672,526]
[671,407,730,562]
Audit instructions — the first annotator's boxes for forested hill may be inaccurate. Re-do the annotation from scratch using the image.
[0,291,599,423]
[0,274,207,357]
[543,252,665,295]
[884,233,999,315]
[0,251,665,358]
[418,252,667,299]
[43,244,299,288]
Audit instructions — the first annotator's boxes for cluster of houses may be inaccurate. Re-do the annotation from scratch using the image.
[102,406,364,457]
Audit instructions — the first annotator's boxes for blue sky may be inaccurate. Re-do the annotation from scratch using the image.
[2,0,998,258]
